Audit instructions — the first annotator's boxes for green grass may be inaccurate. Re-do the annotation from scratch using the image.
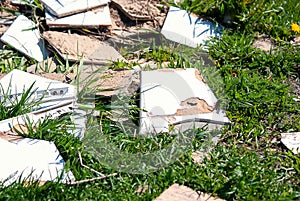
[0,0,299,200]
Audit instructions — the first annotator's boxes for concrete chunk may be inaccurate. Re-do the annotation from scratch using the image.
[43,31,124,65]
[154,183,225,201]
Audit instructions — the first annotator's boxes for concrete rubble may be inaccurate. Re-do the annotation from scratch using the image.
[140,68,230,134]
[154,183,225,201]
[281,132,300,154]
[161,6,223,48]
[43,31,124,64]
[0,0,230,190]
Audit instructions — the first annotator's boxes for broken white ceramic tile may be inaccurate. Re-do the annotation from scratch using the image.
[281,132,300,154]
[154,183,225,201]
[161,6,222,48]
[0,137,75,186]
[0,15,48,62]
[42,0,109,18]
[45,6,112,28]
[43,31,124,65]
[0,69,76,111]
[140,68,230,134]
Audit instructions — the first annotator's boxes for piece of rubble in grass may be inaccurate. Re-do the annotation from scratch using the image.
[253,35,274,52]
[281,132,300,154]
[43,31,125,65]
[291,36,300,46]
[0,137,75,186]
[41,0,109,18]
[79,66,140,97]
[45,6,112,28]
[0,69,75,112]
[161,6,222,48]
[154,183,225,201]
[140,68,230,134]
[0,15,48,62]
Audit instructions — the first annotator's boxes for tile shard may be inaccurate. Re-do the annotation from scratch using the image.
[161,6,222,48]
[140,68,230,134]
[0,137,75,186]
[41,0,109,18]
[0,69,76,110]
[0,15,48,62]
[281,132,300,154]
[45,6,112,28]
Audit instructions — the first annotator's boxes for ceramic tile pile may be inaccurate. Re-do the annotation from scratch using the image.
[0,69,77,186]
[0,0,229,187]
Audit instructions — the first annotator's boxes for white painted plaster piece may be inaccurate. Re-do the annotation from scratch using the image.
[0,137,75,186]
[0,69,75,110]
[161,6,222,48]
[281,132,300,154]
[41,0,109,18]
[45,6,112,27]
[0,15,48,62]
[140,68,230,134]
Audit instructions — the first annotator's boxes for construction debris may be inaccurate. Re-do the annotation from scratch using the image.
[154,183,225,201]
[41,0,109,18]
[1,15,48,62]
[45,6,112,28]
[161,7,222,48]
[281,132,300,154]
[0,69,75,109]
[0,137,75,186]
[79,67,140,97]
[139,68,230,134]
[43,31,124,64]
[0,0,231,189]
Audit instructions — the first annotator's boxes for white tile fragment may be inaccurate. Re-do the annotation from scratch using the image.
[0,137,75,186]
[140,68,230,134]
[161,6,222,48]
[0,69,75,110]
[41,0,109,18]
[281,132,300,154]
[45,6,112,27]
[10,0,33,5]
[0,15,48,62]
